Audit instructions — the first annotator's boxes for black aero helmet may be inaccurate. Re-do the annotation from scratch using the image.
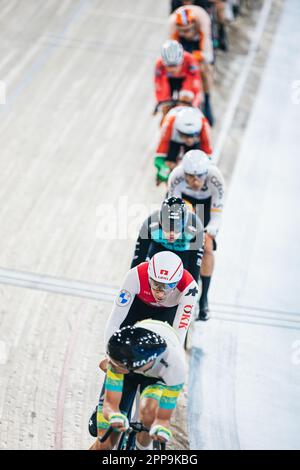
[160,197,188,233]
[107,325,167,371]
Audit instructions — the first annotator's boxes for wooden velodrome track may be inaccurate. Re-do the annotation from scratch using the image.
[0,0,283,449]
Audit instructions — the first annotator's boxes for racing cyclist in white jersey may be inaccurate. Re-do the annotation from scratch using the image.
[168,149,225,320]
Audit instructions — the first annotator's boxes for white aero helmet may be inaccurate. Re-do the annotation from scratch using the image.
[182,149,211,176]
[175,107,202,136]
[148,251,183,287]
[161,40,184,66]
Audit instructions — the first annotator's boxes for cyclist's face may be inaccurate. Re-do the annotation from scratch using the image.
[108,359,130,374]
[151,287,167,302]
[178,131,198,146]
[182,134,197,146]
[149,278,177,302]
[177,24,195,39]
[165,64,181,75]
[108,358,155,374]
[185,173,206,190]
[162,230,181,243]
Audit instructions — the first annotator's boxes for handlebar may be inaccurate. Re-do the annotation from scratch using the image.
[99,422,168,449]
[99,422,150,443]
[99,426,114,443]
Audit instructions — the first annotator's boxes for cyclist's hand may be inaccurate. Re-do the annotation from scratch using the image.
[205,224,218,239]
[99,358,108,372]
[192,50,204,63]
[108,412,129,433]
[149,424,172,443]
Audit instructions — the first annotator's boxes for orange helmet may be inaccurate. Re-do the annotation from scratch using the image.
[175,7,196,27]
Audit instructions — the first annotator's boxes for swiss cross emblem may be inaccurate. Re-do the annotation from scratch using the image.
[160,269,169,275]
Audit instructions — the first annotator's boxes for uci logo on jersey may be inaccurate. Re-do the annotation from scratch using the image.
[116,289,132,307]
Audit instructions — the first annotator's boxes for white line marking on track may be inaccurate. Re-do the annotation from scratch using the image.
[0,267,116,301]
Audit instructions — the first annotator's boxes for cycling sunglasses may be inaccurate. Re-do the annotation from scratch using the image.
[178,130,199,138]
[149,278,178,292]
[177,25,194,33]
[184,172,208,179]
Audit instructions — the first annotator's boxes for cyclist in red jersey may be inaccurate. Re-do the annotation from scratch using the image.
[154,40,202,120]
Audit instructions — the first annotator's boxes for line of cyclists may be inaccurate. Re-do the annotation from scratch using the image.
[89,0,246,450]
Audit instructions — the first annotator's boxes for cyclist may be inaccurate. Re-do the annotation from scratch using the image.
[131,197,204,283]
[90,320,186,450]
[154,40,202,120]
[169,4,215,125]
[170,1,228,52]
[88,251,198,442]
[105,250,198,344]
[168,149,225,320]
[155,106,212,183]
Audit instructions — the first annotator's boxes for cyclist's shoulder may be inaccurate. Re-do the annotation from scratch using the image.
[177,268,197,292]
[208,164,225,183]
[134,320,185,384]
[185,210,204,236]
[189,3,211,20]
[155,57,165,71]
[143,210,160,230]
[183,51,199,69]
[135,261,149,278]
[169,164,185,181]
[136,319,180,346]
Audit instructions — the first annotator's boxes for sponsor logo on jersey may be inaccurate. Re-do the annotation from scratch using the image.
[179,304,193,328]
[210,175,224,198]
[116,289,132,307]
[160,358,169,368]
[185,286,199,297]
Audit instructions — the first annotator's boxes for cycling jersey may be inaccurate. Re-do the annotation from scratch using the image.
[155,51,201,107]
[156,106,212,160]
[104,320,185,416]
[168,163,225,233]
[104,261,199,346]
[108,320,185,388]
[169,5,214,64]
[131,209,204,280]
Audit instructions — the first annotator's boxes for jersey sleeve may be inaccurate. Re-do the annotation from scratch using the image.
[185,213,205,280]
[105,366,124,393]
[169,14,179,40]
[154,59,167,104]
[200,117,213,155]
[158,341,186,389]
[104,268,140,345]
[156,115,175,156]
[131,216,152,268]
[207,166,226,232]
[167,167,183,198]
[172,275,199,345]
[182,55,202,107]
